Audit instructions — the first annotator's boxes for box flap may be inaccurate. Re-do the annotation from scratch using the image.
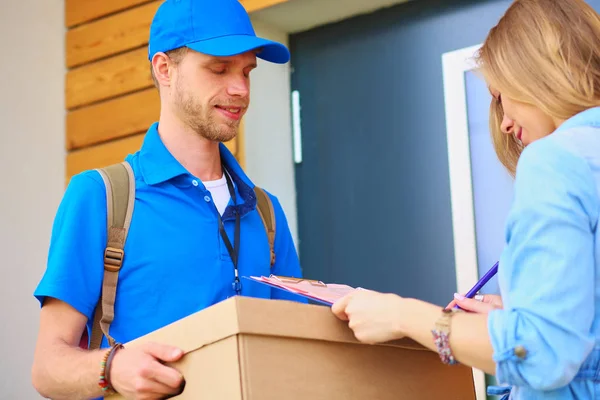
[122,297,242,353]
[233,297,427,351]
[121,297,430,353]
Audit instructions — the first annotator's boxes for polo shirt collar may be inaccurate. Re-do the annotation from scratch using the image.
[139,123,189,185]
[138,122,257,196]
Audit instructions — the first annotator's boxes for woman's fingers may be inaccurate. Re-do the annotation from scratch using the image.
[445,299,458,309]
[453,293,503,314]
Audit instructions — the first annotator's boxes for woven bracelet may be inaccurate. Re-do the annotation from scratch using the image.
[99,343,124,395]
[431,308,460,365]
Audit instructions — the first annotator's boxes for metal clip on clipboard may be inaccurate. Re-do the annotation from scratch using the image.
[269,275,328,287]
[245,275,356,305]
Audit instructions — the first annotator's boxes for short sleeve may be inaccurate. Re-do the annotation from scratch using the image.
[33,171,108,322]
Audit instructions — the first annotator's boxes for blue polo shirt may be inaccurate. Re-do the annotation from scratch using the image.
[34,122,305,348]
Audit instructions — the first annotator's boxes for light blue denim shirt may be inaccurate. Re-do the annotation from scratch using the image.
[487,107,600,399]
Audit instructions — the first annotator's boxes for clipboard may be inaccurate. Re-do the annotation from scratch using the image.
[245,275,357,306]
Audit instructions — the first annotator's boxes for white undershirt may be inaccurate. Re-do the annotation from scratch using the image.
[203,173,231,216]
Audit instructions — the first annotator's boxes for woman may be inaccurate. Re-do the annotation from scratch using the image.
[332,0,600,398]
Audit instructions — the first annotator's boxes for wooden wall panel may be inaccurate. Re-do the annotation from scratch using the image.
[242,0,288,12]
[66,0,153,27]
[64,0,285,183]
[66,88,159,150]
[66,2,160,68]
[66,133,238,180]
[66,0,288,30]
[66,47,151,109]
[66,134,146,179]
[66,0,288,67]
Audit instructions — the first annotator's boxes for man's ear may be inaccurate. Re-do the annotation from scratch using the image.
[151,52,173,88]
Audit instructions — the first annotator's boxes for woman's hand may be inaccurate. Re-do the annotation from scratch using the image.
[332,289,407,344]
[445,293,503,314]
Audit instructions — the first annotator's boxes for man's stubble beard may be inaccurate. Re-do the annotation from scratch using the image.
[175,82,239,143]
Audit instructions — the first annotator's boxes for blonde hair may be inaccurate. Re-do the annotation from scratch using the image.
[475,0,600,173]
[489,99,523,176]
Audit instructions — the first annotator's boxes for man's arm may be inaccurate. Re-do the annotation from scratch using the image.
[32,298,114,399]
[32,172,185,399]
[32,299,186,400]
[32,172,111,398]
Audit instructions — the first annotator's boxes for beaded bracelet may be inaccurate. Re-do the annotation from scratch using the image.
[431,308,460,365]
[99,342,124,395]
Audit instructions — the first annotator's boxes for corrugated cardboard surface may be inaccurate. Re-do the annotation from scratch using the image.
[238,335,474,400]
[107,297,476,399]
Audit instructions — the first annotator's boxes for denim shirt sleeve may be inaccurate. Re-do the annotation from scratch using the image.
[488,136,598,390]
[267,192,308,303]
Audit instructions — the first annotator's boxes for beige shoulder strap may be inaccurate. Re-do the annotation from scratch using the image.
[89,161,135,350]
[254,186,276,267]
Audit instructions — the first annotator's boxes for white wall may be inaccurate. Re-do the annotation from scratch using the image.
[0,0,65,398]
[245,19,299,247]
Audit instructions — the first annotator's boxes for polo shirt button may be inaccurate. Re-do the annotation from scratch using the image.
[192,180,199,187]
[204,196,211,202]
[514,345,528,359]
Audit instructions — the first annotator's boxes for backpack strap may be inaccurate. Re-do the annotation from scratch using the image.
[89,161,135,350]
[253,186,276,267]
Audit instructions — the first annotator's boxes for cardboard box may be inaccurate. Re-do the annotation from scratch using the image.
[108,296,476,399]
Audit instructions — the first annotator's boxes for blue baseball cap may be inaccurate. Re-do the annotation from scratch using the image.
[148,0,290,64]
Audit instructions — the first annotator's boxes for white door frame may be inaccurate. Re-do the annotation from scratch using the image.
[441,43,487,400]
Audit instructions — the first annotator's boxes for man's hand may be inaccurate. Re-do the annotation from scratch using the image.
[110,342,185,400]
[32,299,186,400]
[445,293,503,314]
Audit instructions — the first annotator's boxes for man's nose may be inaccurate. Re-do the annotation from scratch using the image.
[227,76,250,97]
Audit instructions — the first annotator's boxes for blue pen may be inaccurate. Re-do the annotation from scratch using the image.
[454,261,499,309]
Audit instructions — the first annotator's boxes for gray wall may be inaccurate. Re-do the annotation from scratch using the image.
[0,0,65,398]
[288,0,520,306]
[288,0,600,303]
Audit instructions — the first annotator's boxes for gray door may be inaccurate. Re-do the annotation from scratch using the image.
[289,0,515,306]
